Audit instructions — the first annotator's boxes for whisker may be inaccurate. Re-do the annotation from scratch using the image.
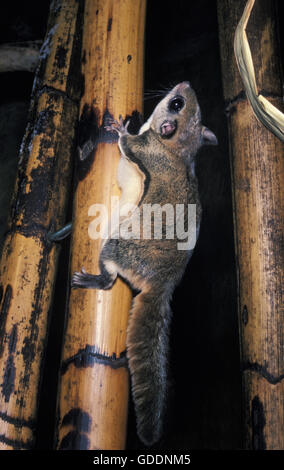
[144,90,166,96]
[144,95,163,101]
[144,81,188,101]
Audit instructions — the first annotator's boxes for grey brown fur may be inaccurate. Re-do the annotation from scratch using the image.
[72,82,217,445]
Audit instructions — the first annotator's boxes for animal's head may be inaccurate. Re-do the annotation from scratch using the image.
[146,81,217,159]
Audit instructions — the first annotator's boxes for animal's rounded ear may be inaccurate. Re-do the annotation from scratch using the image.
[202,126,218,146]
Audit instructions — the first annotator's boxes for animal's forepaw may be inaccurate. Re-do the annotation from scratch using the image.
[105,115,130,135]
[104,117,118,133]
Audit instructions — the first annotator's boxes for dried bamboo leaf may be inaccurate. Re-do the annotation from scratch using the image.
[234,0,284,141]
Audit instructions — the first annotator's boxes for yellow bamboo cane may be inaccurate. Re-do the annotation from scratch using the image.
[0,0,82,449]
[217,0,284,449]
[56,0,147,450]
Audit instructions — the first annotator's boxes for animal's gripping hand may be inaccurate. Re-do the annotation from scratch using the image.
[105,115,130,136]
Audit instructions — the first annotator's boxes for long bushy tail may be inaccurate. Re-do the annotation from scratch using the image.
[127,288,172,446]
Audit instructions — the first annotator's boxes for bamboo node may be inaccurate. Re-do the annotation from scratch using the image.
[61,345,128,375]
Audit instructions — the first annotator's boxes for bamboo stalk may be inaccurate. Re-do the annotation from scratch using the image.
[0,41,42,73]
[217,0,284,449]
[56,0,146,450]
[0,0,82,450]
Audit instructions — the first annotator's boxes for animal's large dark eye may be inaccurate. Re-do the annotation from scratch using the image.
[168,96,185,113]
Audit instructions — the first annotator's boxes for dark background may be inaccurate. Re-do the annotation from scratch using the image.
[0,0,282,450]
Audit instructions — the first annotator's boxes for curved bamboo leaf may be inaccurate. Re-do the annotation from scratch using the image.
[234,0,284,142]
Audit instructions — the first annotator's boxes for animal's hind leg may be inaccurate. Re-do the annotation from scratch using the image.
[71,259,117,290]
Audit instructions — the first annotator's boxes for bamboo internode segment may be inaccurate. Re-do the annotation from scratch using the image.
[217,0,283,449]
[0,0,82,450]
[56,0,146,450]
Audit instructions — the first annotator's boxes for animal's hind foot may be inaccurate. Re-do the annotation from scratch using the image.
[71,267,115,290]
[71,267,97,289]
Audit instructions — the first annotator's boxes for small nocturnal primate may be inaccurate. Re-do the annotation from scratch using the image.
[71,82,217,446]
